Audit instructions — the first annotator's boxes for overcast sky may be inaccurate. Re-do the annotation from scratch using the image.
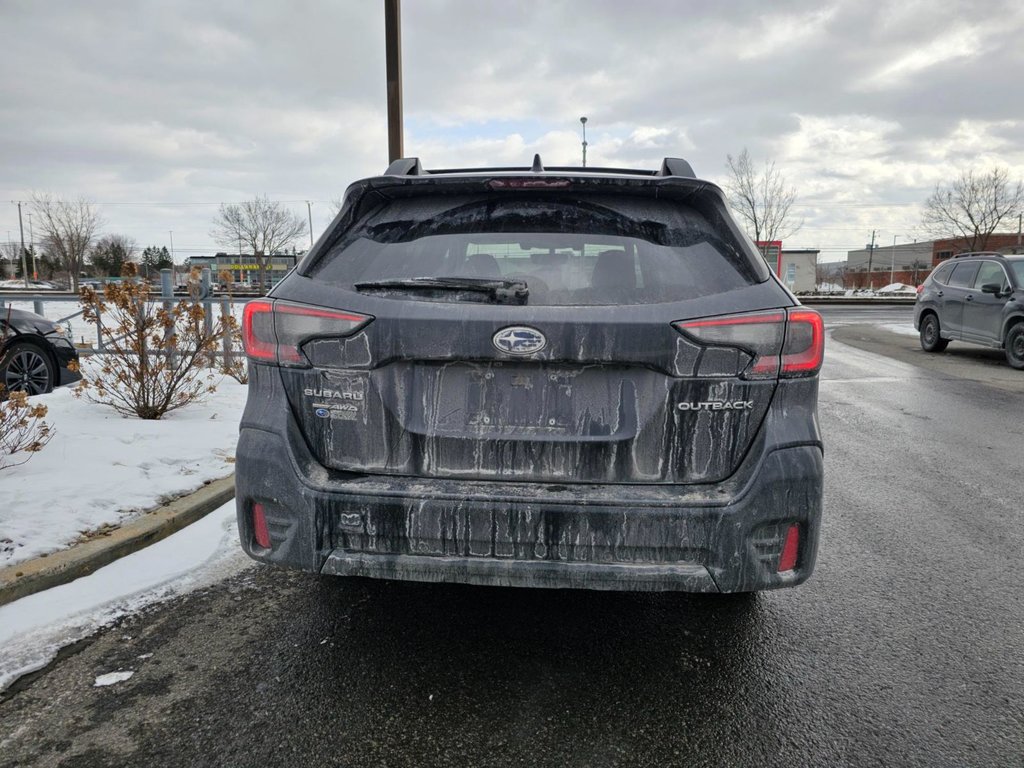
[2,0,1023,263]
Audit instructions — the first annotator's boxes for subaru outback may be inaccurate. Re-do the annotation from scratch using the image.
[915,252,1024,369]
[236,156,824,593]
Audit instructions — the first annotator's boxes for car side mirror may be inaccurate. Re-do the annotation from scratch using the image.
[980,282,1003,295]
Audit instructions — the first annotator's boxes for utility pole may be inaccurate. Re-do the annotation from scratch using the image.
[16,201,28,288]
[890,234,898,284]
[306,201,314,247]
[866,229,876,290]
[169,230,175,262]
[27,212,37,279]
[580,116,588,167]
[384,0,404,162]
[1017,213,1021,253]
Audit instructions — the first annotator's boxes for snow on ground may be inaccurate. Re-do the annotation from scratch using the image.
[0,367,247,567]
[94,671,134,687]
[0,500,248,693]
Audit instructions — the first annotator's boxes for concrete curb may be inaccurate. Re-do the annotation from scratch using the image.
[0,475,236,608]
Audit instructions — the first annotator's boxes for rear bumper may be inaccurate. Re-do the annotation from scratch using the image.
[235,422,823,593]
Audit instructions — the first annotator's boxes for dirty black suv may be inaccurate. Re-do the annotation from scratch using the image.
[236,156,825,593]
[915,253,1024,369]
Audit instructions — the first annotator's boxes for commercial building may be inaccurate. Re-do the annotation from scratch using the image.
[845,241,933,289]
[756,241,819,293]
[776,249,819,294]
[932,233,1024,264]
[188,253,297,286]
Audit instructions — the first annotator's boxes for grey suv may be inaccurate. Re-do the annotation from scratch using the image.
[236,156,825,593]
[914,253,1024,369]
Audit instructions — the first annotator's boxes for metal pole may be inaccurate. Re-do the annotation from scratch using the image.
[580,117,588,167]
[27,212,37,279]
[867,229,876,289]
[169,230,175,262]
[890,234,897,284]
[16,202,28,288]
[384,0,404,162]
[306,201,314,247]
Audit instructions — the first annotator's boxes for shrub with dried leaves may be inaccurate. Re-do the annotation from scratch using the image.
[0,387,53,470]
[216,270,248,384]
[75,265,229,419]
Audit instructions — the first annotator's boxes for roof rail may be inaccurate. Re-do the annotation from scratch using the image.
[381,155,699,178]
[658,157,696,178]
[384,157,425,176]
[950,257,1007,264]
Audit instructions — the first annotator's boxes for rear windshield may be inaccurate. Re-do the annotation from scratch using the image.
[309,194,762,305]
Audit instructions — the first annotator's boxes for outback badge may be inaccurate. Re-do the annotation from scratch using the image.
[493,326,546,355]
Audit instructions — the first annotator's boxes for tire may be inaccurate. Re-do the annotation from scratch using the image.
[919,314,948,353]
[1,342,56,396]
[1005,323,1024,370]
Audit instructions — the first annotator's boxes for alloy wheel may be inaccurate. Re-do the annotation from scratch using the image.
[3,347,52,395]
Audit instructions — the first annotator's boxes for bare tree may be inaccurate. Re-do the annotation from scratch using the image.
[30,195,103,291]
[210,196,305,292]
[922,168,1024,252]
[0,242,18,279]
[724,149,802,262]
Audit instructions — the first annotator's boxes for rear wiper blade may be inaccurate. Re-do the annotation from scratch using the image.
[353,277,529,305]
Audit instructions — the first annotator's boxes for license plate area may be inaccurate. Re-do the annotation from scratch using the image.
[419,362,634,438]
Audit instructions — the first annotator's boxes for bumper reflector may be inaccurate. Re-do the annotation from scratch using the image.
[778,524,800,572]
[252,503,272,549]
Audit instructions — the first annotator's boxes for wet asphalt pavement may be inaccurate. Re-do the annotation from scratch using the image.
[1,306,1022,767]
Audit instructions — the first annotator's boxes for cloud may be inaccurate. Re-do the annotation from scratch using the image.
[1,0,1024,261]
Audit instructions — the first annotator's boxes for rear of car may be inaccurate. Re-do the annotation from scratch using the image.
[235,157,824,592]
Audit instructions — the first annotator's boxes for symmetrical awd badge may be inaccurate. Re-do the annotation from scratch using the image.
[493,326,546,355]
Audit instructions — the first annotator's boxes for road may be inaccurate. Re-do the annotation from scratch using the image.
[2,306,1022,768]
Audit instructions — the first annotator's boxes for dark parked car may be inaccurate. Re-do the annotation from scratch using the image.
[236,156,825,593]
[0,306,81,396]
[914,253,1024,369]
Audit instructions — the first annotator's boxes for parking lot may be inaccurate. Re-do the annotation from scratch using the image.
[0,305,1021,768]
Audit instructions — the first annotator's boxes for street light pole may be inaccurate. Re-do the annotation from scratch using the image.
[306,201,314,247]
[384,0,404,162]
[27,212,37,279]
[580,116,588,168]
[16,201,28,288]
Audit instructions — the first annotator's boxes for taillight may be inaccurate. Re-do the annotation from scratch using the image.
[780,310,824,376]
[916,284,925,295]
[242,300,371,367]
[675,312,786,379]
[252,503,271,549]
[777,524,800,572]
[674,308,823,379]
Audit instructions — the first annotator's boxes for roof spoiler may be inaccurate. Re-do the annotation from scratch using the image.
[658,157,696,178]
[382,156,697,179]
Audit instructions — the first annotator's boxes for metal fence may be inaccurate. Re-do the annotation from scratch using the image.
[0,268,254,365]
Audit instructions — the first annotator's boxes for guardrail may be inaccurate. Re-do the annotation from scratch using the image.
[799,296,916,305]
[0,268,254,359]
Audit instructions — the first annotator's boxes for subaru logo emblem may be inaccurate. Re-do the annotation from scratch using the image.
[493,326,546,355]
